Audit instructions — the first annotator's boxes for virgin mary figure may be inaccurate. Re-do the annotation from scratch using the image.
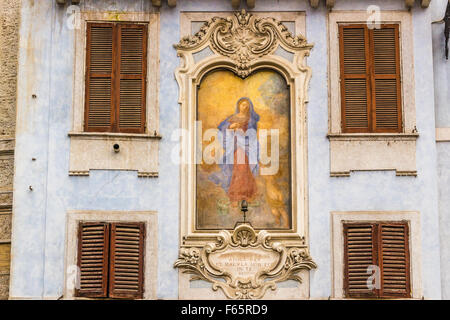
[209,97,260,206]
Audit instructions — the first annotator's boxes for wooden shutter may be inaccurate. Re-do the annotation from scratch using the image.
[109,222,145,299]
[343,223,378,297]
[339,24,402,133]
[370,25,402,132]
[339,25,371,132]
[85,23,114,132]
[379,222,410,298]
[344,221,411,299]
[85,23,147,133]
[76,222,110,298]
[116,24,147,133]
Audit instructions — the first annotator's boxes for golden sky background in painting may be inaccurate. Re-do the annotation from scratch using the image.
[197,69,290,172]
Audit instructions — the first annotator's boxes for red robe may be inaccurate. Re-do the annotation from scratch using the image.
[227,121,257,202]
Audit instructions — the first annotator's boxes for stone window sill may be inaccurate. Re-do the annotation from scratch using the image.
[327,132,419,141]
[68,131,161,177]
[327,132,418,177]
[68,131,162,140]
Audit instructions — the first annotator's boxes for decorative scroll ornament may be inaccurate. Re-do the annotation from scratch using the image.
[174,10,313,78]
[174,223,317,299]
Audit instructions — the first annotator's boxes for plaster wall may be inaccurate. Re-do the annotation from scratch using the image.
[307,0,441,300]
[9,0,443,299]
[431,0,450,300]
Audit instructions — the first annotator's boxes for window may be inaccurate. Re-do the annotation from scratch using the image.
[75,222,145,299]
[343,221,410,298]
[339,24,402,133]
[85,22,147,133]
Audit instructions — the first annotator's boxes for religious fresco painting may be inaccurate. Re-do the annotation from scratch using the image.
[196,69,292,230]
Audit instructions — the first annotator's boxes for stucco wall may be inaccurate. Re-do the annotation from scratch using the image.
[0,0,21,300]
[432,0,450,300]
[9,0,443,299]
[436,143,450,299]
[308,0,441,299]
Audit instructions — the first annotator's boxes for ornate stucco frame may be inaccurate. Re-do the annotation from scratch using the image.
[175,11,313,249]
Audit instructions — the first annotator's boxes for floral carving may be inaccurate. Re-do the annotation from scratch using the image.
[174,224,317,299]
[174,10,313,77]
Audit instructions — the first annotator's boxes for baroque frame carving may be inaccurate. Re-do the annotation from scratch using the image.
[175,10,313,250]
[174,223,316,299]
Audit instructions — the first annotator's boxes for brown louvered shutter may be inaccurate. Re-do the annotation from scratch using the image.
[85,22,147,133]
[379,222,410,298]
[339,25,371,132]
[339,25,402,133]
[76,222,110,298]
[85,23,114,132]
[343,223,378,297]
[109,222,145,299]
[116,24,147,133]
[370,25,402,132]
[344,221,411,299]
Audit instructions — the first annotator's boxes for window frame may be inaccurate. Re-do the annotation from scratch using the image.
[71,12,159,136]
[331,211,422,299]
[327,11,418,177]
[68,12,160,177]
[328,11,416,136]
[65,210,157,300]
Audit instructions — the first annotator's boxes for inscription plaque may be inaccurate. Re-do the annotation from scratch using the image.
[174,224,316,299]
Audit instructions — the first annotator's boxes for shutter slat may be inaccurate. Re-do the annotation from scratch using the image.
[109,222,145,299]
[373,28,397,75]
[375,79,399,129]
[120,28,144,74]
[87,78,112,128]
[344,223,377,298]
[90,26,113,74]
[343,78,369,129]
[76,222,109,298]
[380,223,410,297]
[342,28,367,74]
[118,25,147,133]
[119,79,143,129]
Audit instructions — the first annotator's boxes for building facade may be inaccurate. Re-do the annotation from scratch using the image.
[2,0,449,299]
